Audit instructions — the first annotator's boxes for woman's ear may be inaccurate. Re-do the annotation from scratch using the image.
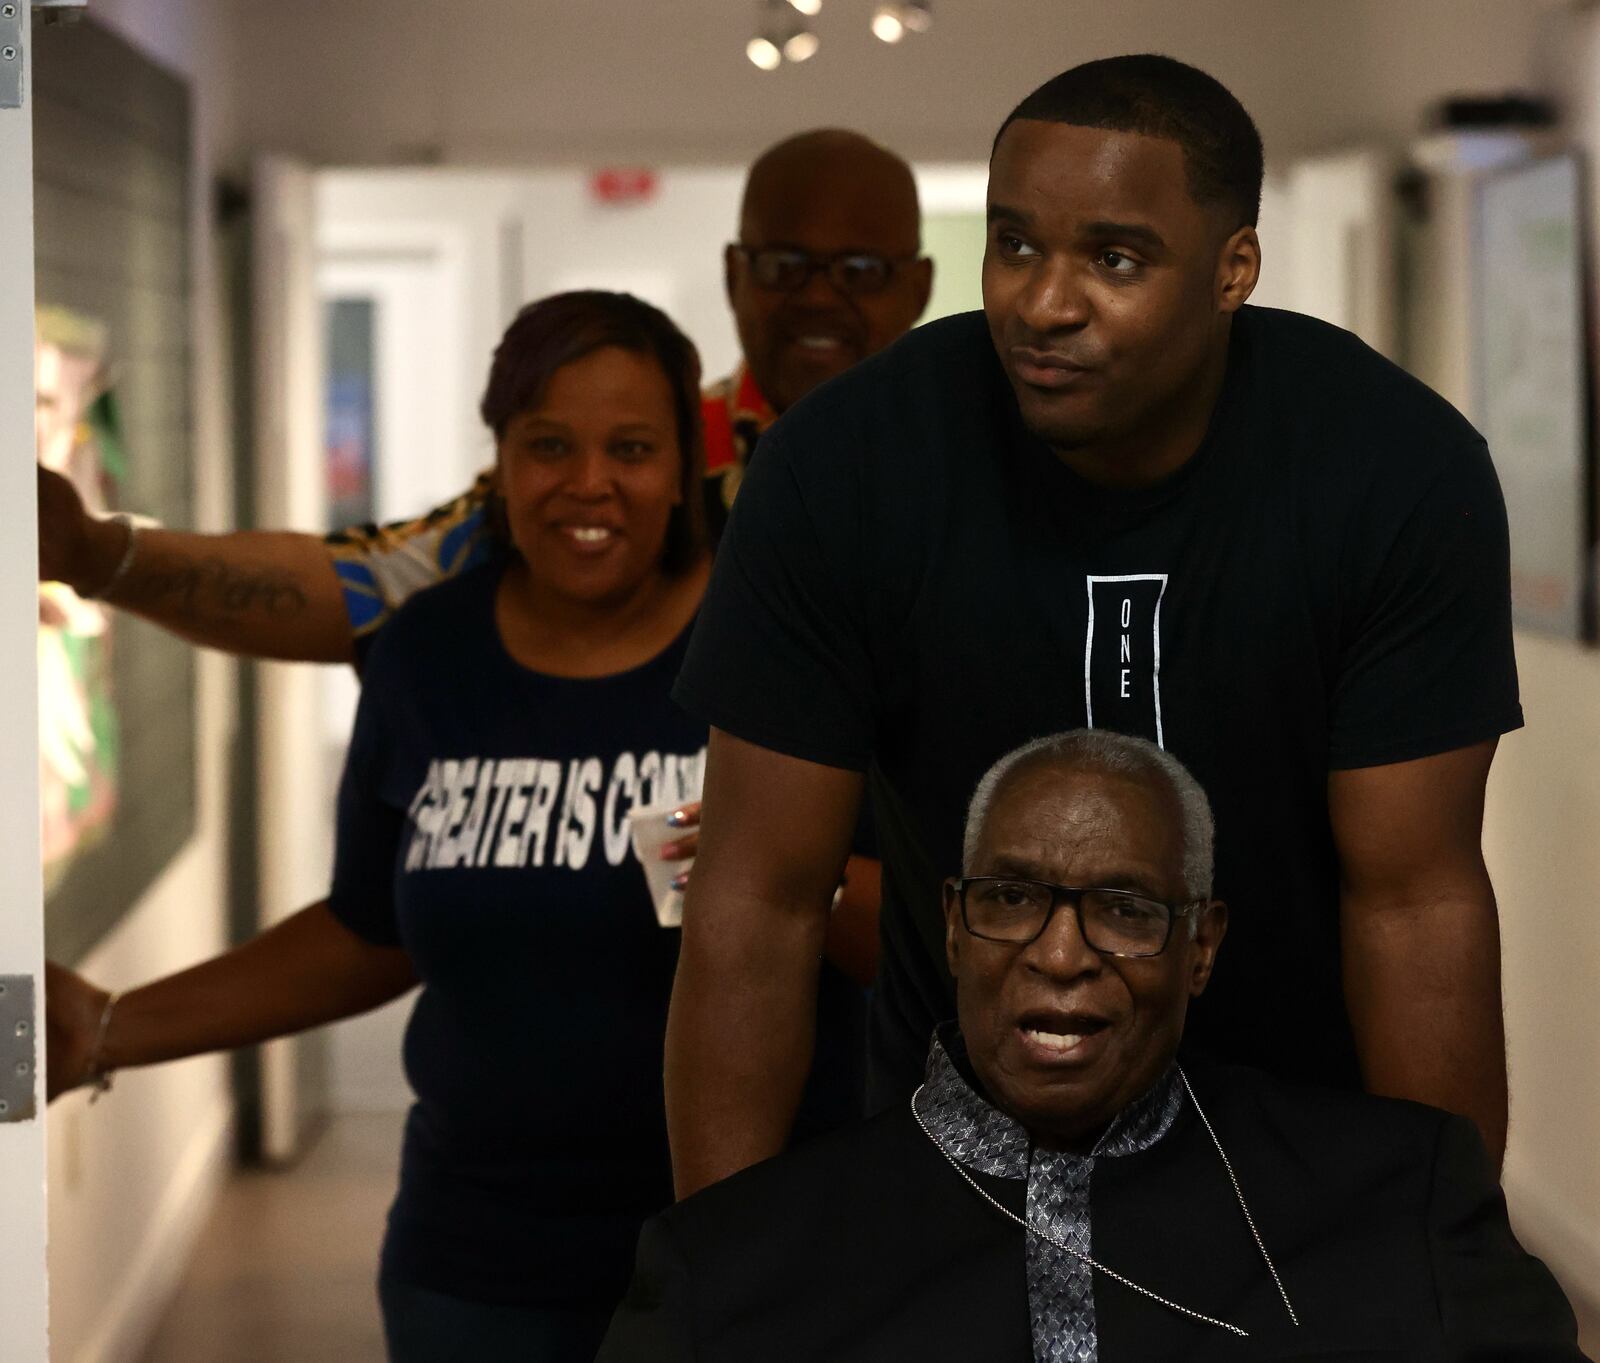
[484,454,512,549]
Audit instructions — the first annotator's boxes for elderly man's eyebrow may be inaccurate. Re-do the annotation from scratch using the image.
[977,857,1171,896]
[980,853,1049,879]
[1091,872,1169,897]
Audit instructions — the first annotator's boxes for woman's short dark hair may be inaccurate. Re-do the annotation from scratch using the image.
[995,54,1264,229]
[480,290,707,574]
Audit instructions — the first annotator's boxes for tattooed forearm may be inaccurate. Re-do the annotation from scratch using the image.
[121,554,309,619]
[101,528,356,665]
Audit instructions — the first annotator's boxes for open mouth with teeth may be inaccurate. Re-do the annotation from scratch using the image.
[553,524,621,554]
[1016,1011,1112,1059]
[785,331,859,364]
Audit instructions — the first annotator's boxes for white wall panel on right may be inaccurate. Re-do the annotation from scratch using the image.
[1485,632,1600,1347]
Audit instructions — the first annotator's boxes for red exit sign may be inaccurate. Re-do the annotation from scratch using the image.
[590,166,658,205]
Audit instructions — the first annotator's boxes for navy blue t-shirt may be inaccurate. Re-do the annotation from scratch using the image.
[330,562,864,1308]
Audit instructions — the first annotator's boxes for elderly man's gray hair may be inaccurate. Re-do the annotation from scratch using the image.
[962,729,1215,900]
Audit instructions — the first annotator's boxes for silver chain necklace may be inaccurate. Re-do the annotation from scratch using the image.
[910,1066,1300,1340]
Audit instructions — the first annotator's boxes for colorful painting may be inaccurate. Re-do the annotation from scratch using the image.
[35,306,123,888]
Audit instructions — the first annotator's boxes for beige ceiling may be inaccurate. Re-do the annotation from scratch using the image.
[222,0,1567,168]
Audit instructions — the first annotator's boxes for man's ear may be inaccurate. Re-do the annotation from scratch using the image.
[1216,227,1260,314]
[723,242,741,308]
[1189,899,1228,997]
[909,256,935,322]
[943,878,963,977]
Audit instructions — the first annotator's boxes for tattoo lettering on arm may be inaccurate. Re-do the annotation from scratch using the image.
[123,554,310,620]
[103,528,354,663]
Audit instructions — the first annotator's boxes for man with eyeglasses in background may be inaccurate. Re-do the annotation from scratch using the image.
[705,130,932,537]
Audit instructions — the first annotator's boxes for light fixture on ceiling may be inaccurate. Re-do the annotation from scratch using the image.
[870,6,905,43]
[900,0,933,33]
[749,0,818,69]
[746,34,782,69]
[784,27,820,62]
[872,2,931,44]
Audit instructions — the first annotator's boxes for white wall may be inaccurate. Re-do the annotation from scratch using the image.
[1488,635,1600,1346]
[44,4,246,1362]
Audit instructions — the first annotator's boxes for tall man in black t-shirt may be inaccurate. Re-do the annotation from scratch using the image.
[666,55,1522,1198]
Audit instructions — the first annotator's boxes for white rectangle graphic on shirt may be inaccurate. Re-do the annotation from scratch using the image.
[1083,574,1168,748]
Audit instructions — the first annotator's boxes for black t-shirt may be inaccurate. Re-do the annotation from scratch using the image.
[674,306,1521,1107]
[330,563,864,1308]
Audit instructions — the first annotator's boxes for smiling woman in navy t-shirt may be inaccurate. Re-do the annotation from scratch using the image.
[44,292,864,1362]
[333,290,716,1358]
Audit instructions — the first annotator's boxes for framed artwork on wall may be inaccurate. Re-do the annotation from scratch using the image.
[1473,150,1597,643]
[35,18,198,963]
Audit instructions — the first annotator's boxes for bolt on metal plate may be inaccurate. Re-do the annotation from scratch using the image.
[0,2,19,110]
[0,976,38,1122]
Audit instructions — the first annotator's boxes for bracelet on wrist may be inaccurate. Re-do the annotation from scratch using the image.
[85,990,120,1103]
[79,514,137,602]
[81,512,160,601]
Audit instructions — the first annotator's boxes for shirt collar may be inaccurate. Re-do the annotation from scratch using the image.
[914,1024,1184,1178]
[729,362,777,434]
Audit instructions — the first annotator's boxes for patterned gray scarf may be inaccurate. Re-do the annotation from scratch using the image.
[913,1028,1184,1363]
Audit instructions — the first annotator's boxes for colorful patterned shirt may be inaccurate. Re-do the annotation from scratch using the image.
[326,366,778,658]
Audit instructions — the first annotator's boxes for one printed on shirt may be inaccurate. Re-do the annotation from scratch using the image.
[403,748,706,874]
[1084,574,1168,748]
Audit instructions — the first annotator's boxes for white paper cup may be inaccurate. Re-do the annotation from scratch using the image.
[627,802,690,928]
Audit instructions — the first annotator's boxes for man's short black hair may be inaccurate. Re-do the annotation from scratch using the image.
[995,54,1264,228]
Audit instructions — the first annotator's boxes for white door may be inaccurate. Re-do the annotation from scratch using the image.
[1284,149,1399,359]
[253,155,332,1160]
[0,2,53,1356]
[315,252,464,1114]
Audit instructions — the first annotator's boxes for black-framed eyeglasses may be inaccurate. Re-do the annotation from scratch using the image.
[732,245,921,297]
[952,876,1203,958]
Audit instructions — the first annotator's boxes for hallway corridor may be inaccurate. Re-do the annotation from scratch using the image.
[137,1114,403,1363]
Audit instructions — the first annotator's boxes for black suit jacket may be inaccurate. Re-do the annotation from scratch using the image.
[598,1062,1586,1363]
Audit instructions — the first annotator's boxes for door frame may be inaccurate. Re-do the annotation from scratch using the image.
[0,1,54,1354]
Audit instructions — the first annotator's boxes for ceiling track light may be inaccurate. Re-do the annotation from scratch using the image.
[746,34,782,70]
[784,28,820,62]
[872,1,932,44]
[748,0,818,70]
